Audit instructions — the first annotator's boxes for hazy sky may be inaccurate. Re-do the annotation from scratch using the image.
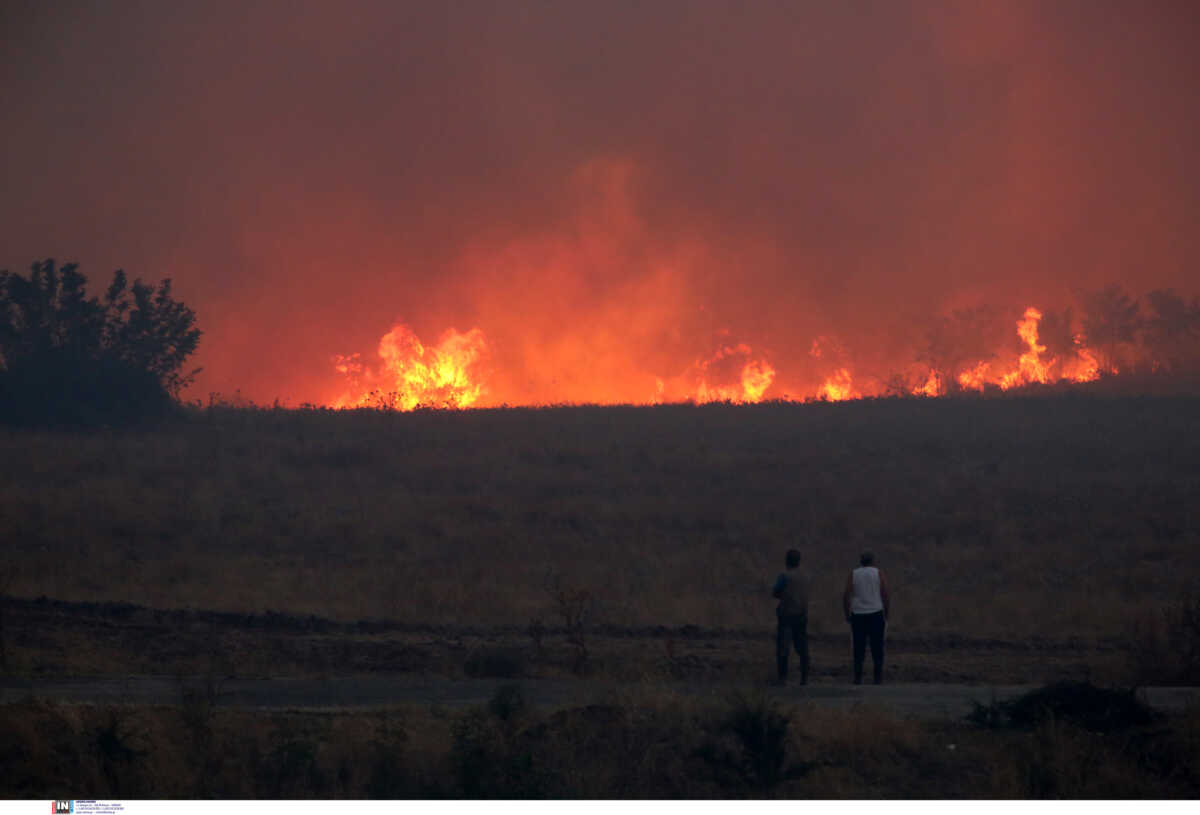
[3,1,1197,403]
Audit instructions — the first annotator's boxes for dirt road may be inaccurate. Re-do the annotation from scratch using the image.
[3,676,1196,720]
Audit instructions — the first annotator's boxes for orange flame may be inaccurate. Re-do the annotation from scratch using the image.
[1073,340,1101,382]
[691,343,776,403]
[740,359,775,402]
[819,368,859,401]
[956,361,991,392]
[999,307,1051,389]
[333,323,488,410]
[950,308,1105,393]
[916,369,941,397]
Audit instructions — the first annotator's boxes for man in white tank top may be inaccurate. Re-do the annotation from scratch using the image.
[842,551,890,684]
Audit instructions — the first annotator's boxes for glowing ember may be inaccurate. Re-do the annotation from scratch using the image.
[334,323,488,410]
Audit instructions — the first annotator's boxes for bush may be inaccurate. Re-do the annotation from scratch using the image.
[0,349,174,427]
[93,710,147,796]
[695,690,807,793]
[544,572,595,675]
[969,681,1156,733]
[0,259,200,427]
[451,688,555,798]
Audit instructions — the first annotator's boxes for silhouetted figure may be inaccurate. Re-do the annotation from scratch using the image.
[843,551,890,684]
[772,548,809,684]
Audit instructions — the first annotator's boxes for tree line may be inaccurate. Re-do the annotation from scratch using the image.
[919,285,1200,387]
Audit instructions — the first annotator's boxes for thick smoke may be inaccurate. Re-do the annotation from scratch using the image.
[2,1,1197,403]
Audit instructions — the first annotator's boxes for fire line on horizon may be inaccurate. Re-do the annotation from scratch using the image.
[328,305,1113,410]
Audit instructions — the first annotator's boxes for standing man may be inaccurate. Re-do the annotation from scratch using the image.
[843,551,889,685]
[772,548,810,685]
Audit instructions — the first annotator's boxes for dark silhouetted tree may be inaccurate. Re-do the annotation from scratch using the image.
[1036,307,1077,362]
[1143,289,1200,373]
[0,259,201,426]
[1080,285,1142,374]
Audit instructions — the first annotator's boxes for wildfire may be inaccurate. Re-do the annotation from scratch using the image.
[306,159,1169,411]
[333,323,488,410]
[328,304,1116,410]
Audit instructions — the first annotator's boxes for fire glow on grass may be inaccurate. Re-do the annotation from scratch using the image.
[330,306,1113,410]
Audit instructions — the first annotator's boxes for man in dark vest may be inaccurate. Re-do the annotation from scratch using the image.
[772,548,810,684]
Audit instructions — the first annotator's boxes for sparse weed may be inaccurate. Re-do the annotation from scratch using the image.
[544,572,595,675]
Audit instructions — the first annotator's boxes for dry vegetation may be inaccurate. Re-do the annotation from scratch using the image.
[1,684,1198,798]
[3,395,1197,643]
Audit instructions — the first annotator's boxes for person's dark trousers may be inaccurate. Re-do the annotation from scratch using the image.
[850,611,886,684]
[776,612,809,682]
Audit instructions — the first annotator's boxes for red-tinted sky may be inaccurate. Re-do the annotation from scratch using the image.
[3,1,1197,403]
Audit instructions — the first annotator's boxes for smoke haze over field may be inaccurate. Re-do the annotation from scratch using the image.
[3,1,1198,404]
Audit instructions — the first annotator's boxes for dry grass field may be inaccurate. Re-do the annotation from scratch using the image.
[3,394,1198,640]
